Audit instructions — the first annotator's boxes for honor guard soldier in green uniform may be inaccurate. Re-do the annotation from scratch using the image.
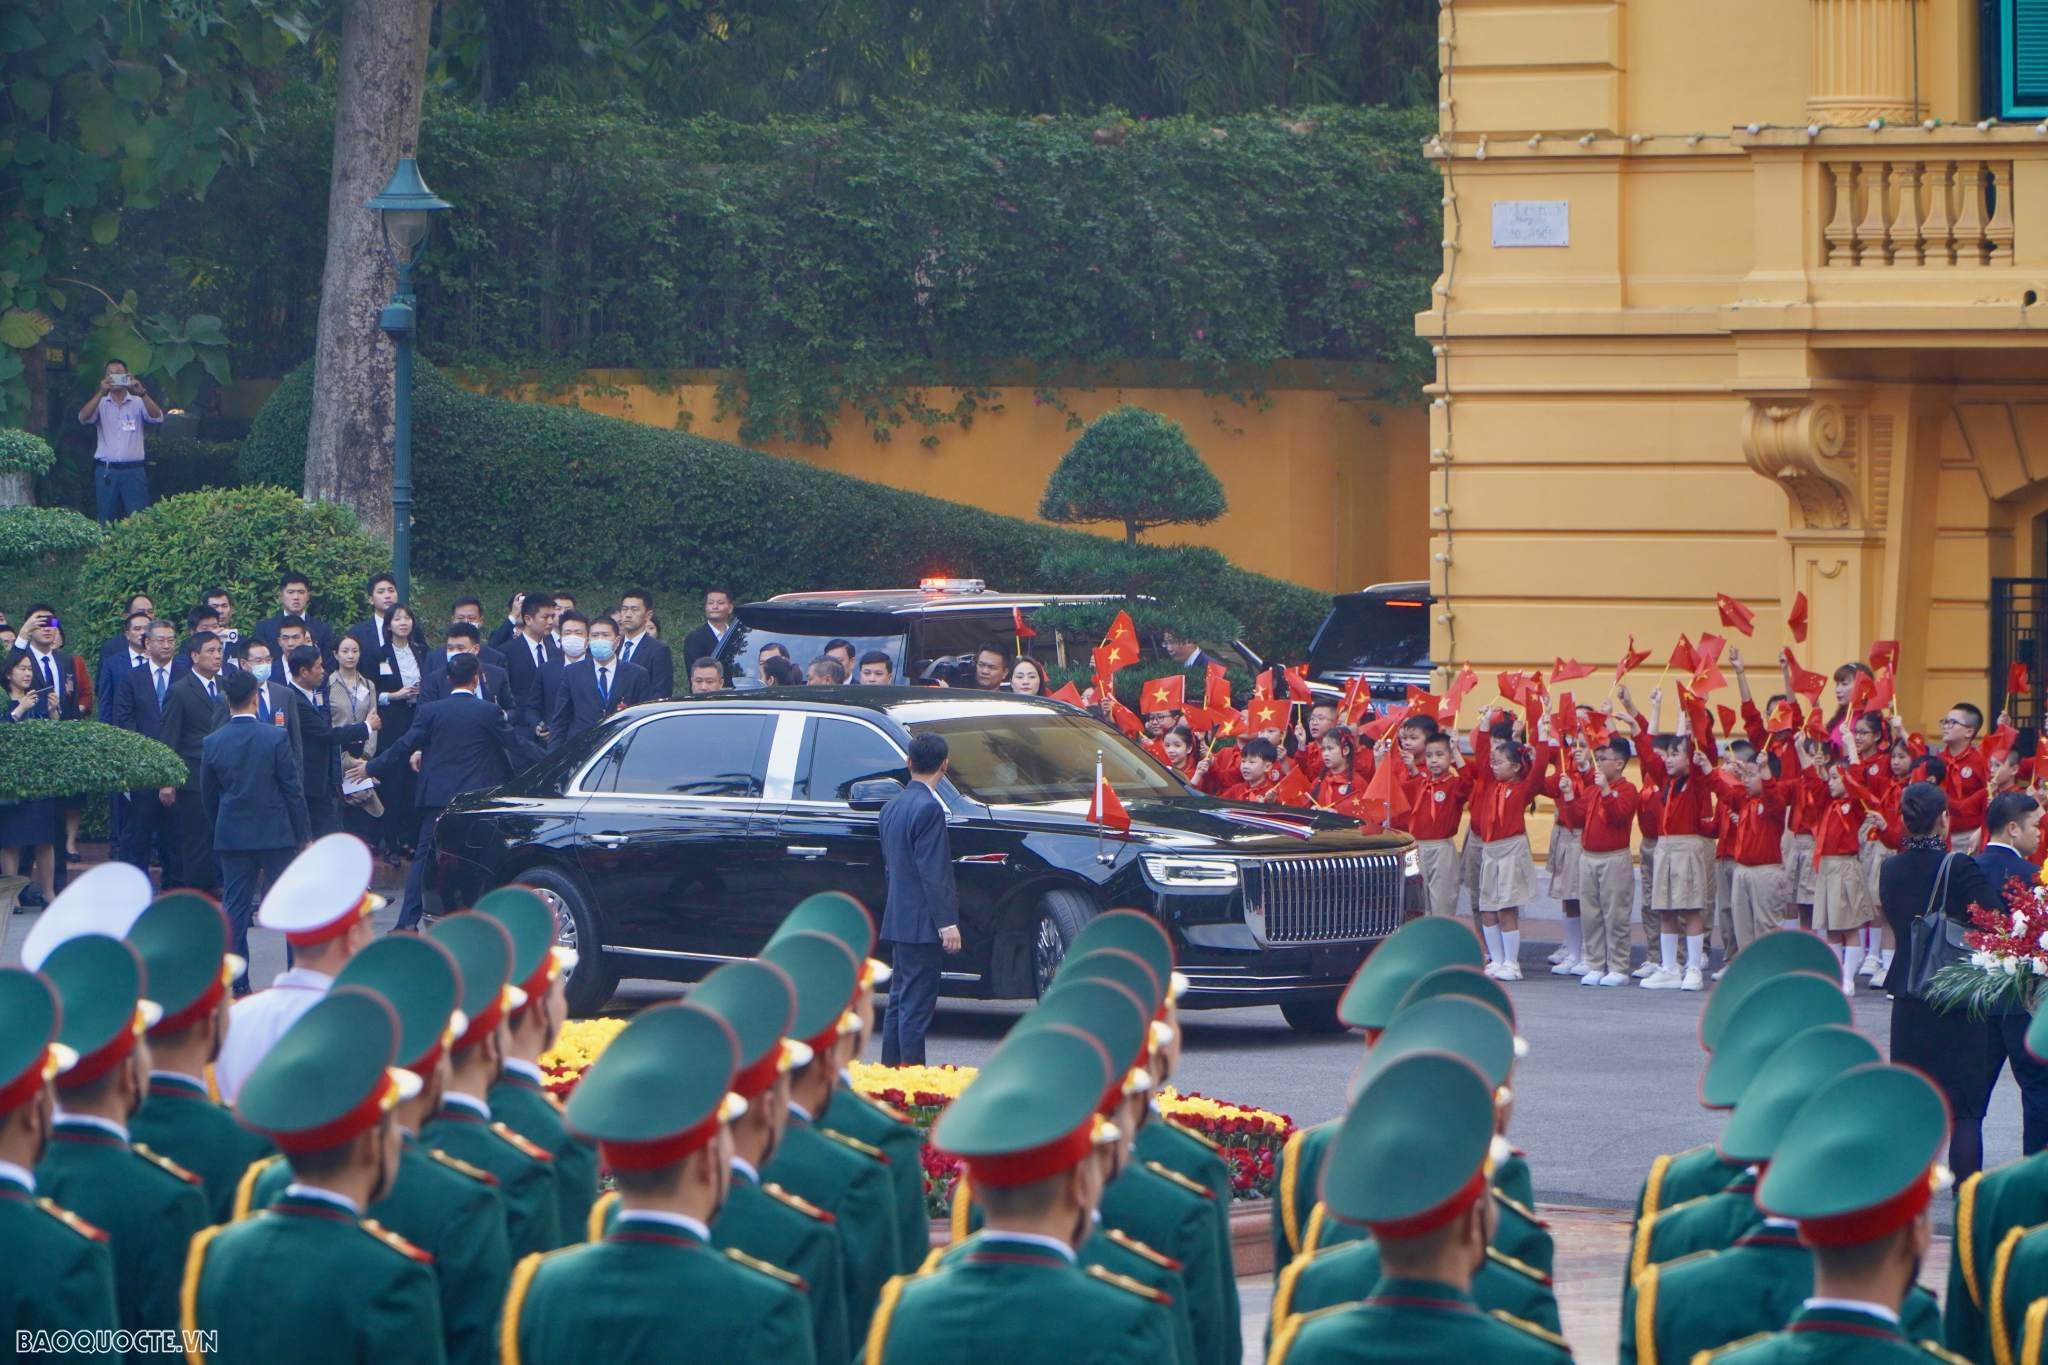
[1698,1063,1966,1365]
[235,933,514,1365]
[1269,1050,1571,1364]
[1624,968,1852,1317]
[1625,930,1841,1284]
[123,891,274,1224]
[864,1023,1179,1364]
[184,987,444,1364]
[471,887,598,1237]
[421,911,561,1257]
[0,967,119,1351]
[772,891,931,1273]
[761,928,904,1343]
[1952,1005,2048,1363]
[500,1001,817,1365]
[1973,1009,2048,1365]
[1273,916,1485,1269]
[35,934,212,1343]
[1271,986,1563,1349]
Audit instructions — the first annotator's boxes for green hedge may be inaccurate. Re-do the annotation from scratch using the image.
[111,99,1437,445]
[0,429,55,476]
[0,507,103,564]
[38,436,247,515]
[75,485,387,645]
[243,362,1333,657]
[0,721,187,800]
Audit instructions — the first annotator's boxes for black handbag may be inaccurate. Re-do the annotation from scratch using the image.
[1906,852,1975,998]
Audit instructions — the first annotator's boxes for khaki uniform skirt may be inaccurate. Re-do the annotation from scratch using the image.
[1859,837,1892,899]
[1815,853,1873,931]
[1784,831,1818,904]
[1651,834,1714,912]
[1548,825,1583,900]
[1479,834,1538,913]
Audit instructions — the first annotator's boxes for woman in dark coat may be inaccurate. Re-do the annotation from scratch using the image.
[372,604,431,855]
[1881,777,2007,1177]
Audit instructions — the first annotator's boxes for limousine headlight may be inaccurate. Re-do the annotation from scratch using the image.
[1402,846,1422,880]
[1142,856,1241,889]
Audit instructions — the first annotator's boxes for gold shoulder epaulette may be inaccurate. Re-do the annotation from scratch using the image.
[1489,1309,1570,1350]
[429,1148,499,1186]
[726,1246,808,1291]
[1640,1151,1674,1221]
[1086,1263,1172,1304]
[1696,1331,1773,1361]
[1269,1299,1350,1364]
[1493,1186,1547,1227]
[822,1128,890,1164]
[1959,1171,1985,1306]
[586,1189,619,1243]
[764,1181,836,1223]
[1144,1159,1213,1199]
[491,1121,555,1162]
[1106,1226,1182,1271]
[917,1245,949,1275]
[232,1153,286,1220]
[1486,1246,1554,1285]
[362,1217,435,1264]
[1918,1341,1972,1365]
[35,1196,109,1242]
[1165,1117,1222,1153]
[133,1142,203,1186]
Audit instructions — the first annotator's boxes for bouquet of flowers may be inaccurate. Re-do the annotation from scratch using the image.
[1923,870,2048,1019]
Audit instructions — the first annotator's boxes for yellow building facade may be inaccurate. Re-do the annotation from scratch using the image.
[1429,0,2048,729]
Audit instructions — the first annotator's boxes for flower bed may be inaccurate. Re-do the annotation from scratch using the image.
[541,1021,1293,1217]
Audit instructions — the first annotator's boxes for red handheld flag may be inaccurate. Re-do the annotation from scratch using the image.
[1690,660,1728,696]
[1403,686,1443,721]
[1251,668,1275,701]
[1616,635,1653,682]
[1847,672,1877,717]
[1802,705,1829,744]
[1869,640,1900,675]
[1204,661,1233,713]
[1446,665,1480,715]
[1362,704,1413,745]
[1552,693,1580,738]
[1011,606,1037,640]
[1496,670,1538,706]
[1785,649,1828,704]
[1092,644,1135,678]
[1282,665,1316,705]
[1088,758,1132,832]
[1767,699,1801,734]
[1678,686,1714,749]
[1787,592,1809,644]
[1101,691,1143,739]
[1695,633,1728,670]
[1870,670,1895,712]
[1095,612,1139,673]
[1669,634,1699,675]
[1047,682,1085,707]
[1988,723,2021,764]
[1360,749,1411,820]
[2010,661,2033,699]
[1141,675,1186,712]
[1339,675,1371,728]
[1245,696,1291,735]
[1270,766,1314,808]
[1717,704,1739,738]
[1210,710,1242,739]
[1715,593,1756,637]
[1550,658,1597,685]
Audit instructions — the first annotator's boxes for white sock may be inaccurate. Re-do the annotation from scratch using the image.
[1659,932,1678,972]
[1563,918,1584,958]
[1865,925,1879,953]
[1685,934,1704,971]
[1502,928,1521,965]
[1842,944,1865,989]
[1482,923,1504,962]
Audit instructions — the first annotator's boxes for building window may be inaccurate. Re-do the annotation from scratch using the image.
[1990,0,2048,118]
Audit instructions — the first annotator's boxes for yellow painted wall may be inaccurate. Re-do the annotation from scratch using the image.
[501,374,1429,596]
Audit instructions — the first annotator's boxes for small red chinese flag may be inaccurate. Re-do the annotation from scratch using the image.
[1787,592,1809,643]
[1141,675,1185,712]
[1446,665,1480,715]
[1803,704,1830,744]
[1102,691,1143,738]
[1785,650,1828,704]
[1362,704,1413,744]
[1669,634,1699,675]
[1870,670,1895,712]
[1088,758,1131,832]
[1271,765,1315,807]
[1497,670,1536,706]
[1616,636,1653,682]
[1360,751,1411,819]
[1696,633,1727,670]
[1204,661,1233,713]
[1716,593,1756,637]
[2010,661,2033,699]
[1869,640,1901,675]
[1847,672,1877,716]
[1340,675,1371,727]
[1552,692,1580,737]
[1989,723,2021,763]
[1047,682,1085,707]
[1717,704,1740,738]
[1551,658,1597,684]
[1282,665,1315,704]
[1011,606,1037,640]
[1679,686,1714,749]
[1690,660,1728,696]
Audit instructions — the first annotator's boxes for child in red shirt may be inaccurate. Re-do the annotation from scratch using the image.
[1220,737,1310,807]
[1712,749,1791,954]
[1293,702,1341,784]
[1849,711,1898,985]
[1314,726,1368,811]
[1938,701,1990,853]
[1570,736,1642,985]
[1404,730,1473,919]
[1544,737,1592,976]
[1800,741,1883,992]
[1158,724,1203,784]
[1470,703,1551,981]
[1621,683,1718,990]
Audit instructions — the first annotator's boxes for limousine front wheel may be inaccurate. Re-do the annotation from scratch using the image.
[1032,888,1094,998]
[516,866,619,1018]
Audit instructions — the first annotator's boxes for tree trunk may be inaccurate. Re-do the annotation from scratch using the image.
[301,0,435,545]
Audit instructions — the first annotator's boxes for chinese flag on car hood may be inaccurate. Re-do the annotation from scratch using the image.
[1088,757,1131,832]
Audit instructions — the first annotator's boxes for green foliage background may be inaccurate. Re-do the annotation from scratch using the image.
[0,721,187,801]
[0,507,102,564]
[1039,405,1228,544]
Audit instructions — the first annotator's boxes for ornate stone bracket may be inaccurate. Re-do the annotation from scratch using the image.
[1740,398,1865,529]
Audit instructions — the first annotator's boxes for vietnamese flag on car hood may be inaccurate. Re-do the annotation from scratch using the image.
[1088,756,1131,832]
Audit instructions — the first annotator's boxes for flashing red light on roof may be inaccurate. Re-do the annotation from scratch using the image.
[919,577,987,594]
[1382,599,1426,608]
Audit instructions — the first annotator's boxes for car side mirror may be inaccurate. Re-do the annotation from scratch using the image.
[849,778,904,810]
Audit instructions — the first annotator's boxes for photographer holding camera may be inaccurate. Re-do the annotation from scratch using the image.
[76,357,161,525]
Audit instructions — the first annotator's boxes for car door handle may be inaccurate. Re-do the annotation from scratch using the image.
[590,832,631,846]
[786,845,827,859]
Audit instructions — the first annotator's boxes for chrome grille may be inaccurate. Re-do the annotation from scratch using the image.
[1254,852,1406,944]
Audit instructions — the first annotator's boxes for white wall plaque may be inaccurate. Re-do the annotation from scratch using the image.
[1490,200,1570,248]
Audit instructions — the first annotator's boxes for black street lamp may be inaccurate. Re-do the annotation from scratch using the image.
[366,156,451,602]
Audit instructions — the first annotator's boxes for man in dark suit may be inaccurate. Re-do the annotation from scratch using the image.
[362,653,545,930]
[12,604,81,719]
[421,622,511,714]
[447,598,509,671]
[486,592,525,652]
[616,588,676,699]
[499,589,561,731]
[679,587,736,689]
[1977,789,2048,1152]
[202,670,311,990]
[285,643,372,839]
[877,733,961,1066]
[1159,629,1212,674]
[550,615,651,750]
[96,608,153,854]
[107,620,182,881]
[253,571,336,665]
[235,638,305,777]
[158,632,230,891]
[345,570,399,662]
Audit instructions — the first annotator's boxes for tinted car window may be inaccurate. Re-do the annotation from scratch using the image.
[609,713,777,798]
[798,719,908,800]
[909,709,1187,804]
[1309,595,1433,673]
[725,627,906,686]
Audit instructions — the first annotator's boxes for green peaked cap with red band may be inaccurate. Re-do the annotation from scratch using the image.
[40,934,155,1089]
[126,892,236,1035]
[236,986,416,1152]
[1756,1063,1947,1244]
[1055,947,1164,1017]
[773,892,877,958]
[0,967,66,1113]
[1016,976,1151,1104]
[1065,909,1176,998]
[690,959,801,1097]
[1699,971,1852,1108]
[1697,929,1841,1052]
[760,929,859,1050]
[1324,1050,1495,1232]
[1337,916,1484,1031]
[934,1023,1112,1188]
[565,1002,739,1164]
[1349,994,1514,1103]
[426,912,517,1051]
[333,934,465,1076]
[1718,1024,1880,1165]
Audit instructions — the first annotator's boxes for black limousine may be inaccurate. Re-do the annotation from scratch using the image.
[427,689,1423,1031]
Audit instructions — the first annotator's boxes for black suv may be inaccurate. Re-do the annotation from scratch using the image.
[716,578,1128,686]
[428,689,1423,1032]
[1236,580,1435,708]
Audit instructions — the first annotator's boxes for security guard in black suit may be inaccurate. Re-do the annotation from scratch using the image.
[159,631,231,892]
[202,670,312,987]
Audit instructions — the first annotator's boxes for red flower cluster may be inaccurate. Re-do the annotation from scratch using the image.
[1960,875,2048,964]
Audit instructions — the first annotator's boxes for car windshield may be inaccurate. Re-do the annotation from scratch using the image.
[1309,594,1432,673]
[724,626,907,686]
[906,708,1189,805]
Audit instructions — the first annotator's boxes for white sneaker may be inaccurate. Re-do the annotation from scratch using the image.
[1681,966,1703,992]
[1632,961,1659,979]
[1641,968,1684,990]
[1548,945,1568,965]
[1580,968,1606,986]
[1482,961,1504,979]
[1870,962,1890,988]
[1859,954,1881,979]
[1551,958,1585,976]
[1841,978,1856,998]
[1599,971,1629,986]
[1711,967,1728,981]
[1494,960,1524,982]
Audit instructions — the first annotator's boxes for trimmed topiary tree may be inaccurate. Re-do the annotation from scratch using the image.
[76,485,385,645]
[0,506,103,564]
[0,428,56,507]
[1038,406,1228,546]
[0,721,188,801]
[237,363,313,489]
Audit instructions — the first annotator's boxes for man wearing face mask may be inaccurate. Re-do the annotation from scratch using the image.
[529,609,587,746]
[0,967,119,1341]
[549,615,650,752]
[238,638,306,768]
